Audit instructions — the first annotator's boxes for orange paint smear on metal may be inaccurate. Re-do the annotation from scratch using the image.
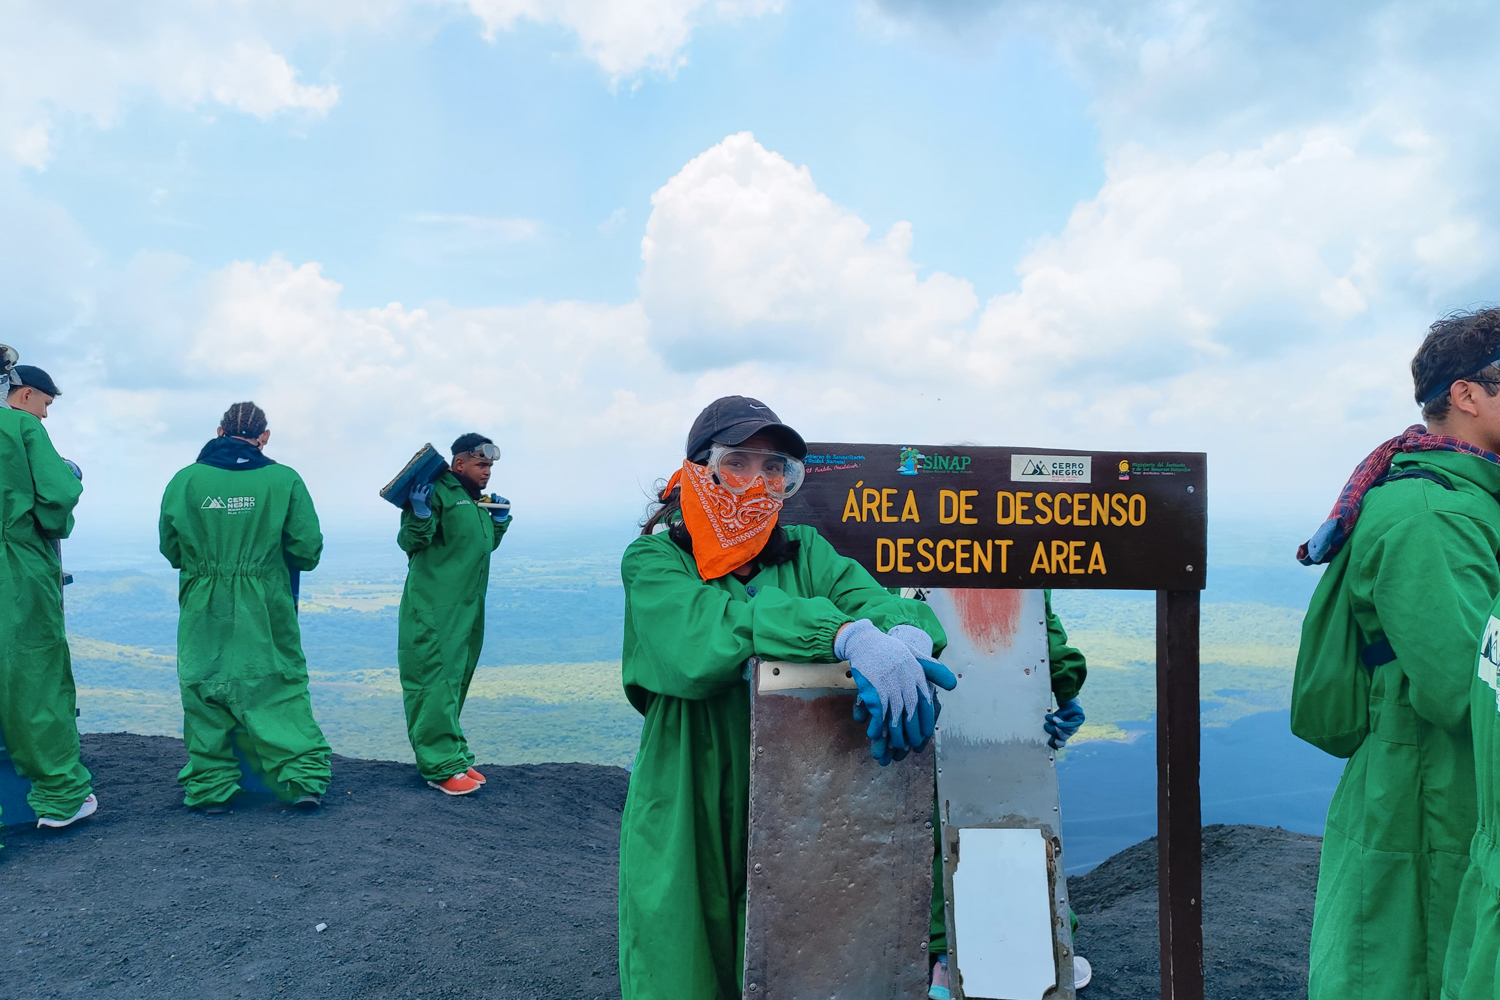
[951,589,1022,654]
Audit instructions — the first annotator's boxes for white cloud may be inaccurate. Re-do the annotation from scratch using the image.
[640,132,977,370]
[0,0,778,169]
[453,0,785,79]
[0,1,340,168]
[49,126,1481,544]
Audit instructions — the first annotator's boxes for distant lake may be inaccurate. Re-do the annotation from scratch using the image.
[1058,708,1344,873]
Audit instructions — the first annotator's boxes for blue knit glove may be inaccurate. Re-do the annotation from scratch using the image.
[1044,698,1085,749]
[836,619,930,763]
[63,458,82,482]
[409,483,433,519]
[488,495,512,525]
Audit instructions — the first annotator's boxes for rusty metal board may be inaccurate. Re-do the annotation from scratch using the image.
[744,657,934,1000]
[929,588,1074,1000]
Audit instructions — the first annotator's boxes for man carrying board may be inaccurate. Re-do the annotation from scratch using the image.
[396,433,512,796]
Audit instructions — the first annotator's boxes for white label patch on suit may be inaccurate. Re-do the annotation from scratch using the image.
[1480,615,1500,711]
[226,496,255,514]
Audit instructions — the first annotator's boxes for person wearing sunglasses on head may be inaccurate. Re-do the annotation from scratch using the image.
[397,433,512,796]
[617,396,955,1000]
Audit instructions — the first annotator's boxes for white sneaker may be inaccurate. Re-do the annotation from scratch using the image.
[37,794,98,829]
[1074,954,1092,989]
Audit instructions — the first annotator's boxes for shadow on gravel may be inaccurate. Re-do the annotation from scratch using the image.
[1,733,627,1000]
[1071,823,1319,1000]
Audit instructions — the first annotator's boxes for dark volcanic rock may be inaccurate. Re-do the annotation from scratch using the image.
[1,733,627,999]
[4,734,1320,1000]
[1071,823,1321,999]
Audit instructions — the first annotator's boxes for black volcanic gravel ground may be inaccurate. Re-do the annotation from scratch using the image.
[1,733,627,999]
[3,735,1319,999]
[1071,823,1321,999]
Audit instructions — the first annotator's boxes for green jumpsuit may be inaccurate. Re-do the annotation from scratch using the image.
[0,407,88,831]
[396,472,508,782]
[618,524,947,1000]
[1299,452,1500,1000]
[1443,605,1500,998]
[159,440,329,807]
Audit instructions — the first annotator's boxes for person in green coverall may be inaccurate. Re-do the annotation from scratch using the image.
[618,396,955,1000]
[0,362,97,841]
[1296,312,1500,1000]
[397,432,511,796]
[159,401,330,812]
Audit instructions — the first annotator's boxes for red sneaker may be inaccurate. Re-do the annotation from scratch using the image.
[465,768,486,785]
[426,773,481,796]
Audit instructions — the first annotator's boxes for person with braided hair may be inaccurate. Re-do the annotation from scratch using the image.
[158,401,331,811]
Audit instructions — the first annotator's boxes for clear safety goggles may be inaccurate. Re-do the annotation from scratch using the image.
[708,444,805,500]
[464,443,500,461]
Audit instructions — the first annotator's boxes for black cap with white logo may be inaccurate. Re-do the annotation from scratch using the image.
[685,396,807,463]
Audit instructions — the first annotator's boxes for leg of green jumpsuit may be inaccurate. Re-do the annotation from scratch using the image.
[0,640,92,820]
[177,682,245,807]
[399,620,483,781]
[932,798,948,956]
[235,675,331,798]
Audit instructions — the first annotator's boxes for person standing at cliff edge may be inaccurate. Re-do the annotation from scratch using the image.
[159,401,330,812]
[1294,310,1500,1000]
[396,433,512,797]
[0,359,96,842]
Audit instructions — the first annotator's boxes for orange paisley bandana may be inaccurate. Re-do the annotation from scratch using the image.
[667,459,783,580]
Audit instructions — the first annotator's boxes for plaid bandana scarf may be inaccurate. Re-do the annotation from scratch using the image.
[1297,424,1500,565]
[666,460,783,580]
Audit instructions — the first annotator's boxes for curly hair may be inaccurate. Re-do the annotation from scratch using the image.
[1412,310,1500,422]
[220,401,268,440]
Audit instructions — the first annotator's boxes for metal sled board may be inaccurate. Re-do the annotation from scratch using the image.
[929,588,1073,1000]
[744,657,934,1000]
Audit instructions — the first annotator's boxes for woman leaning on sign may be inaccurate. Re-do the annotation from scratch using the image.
[617,396,956,1000]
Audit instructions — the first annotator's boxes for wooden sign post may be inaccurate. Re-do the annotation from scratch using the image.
[783,443,1208,1000]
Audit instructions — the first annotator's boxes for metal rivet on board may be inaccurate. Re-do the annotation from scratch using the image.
[1188,486,1195,493]
[919,942,928,952]
[772,666,780,675]
[1024,668,1031,675]
[748,985,758,993]
[924,821,933,830]
[1053,806,1059,811]
[756,746,764,755]
[1187,564,1194,572]
[754,863,763,873]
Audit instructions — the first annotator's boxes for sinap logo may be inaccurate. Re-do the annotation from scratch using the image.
[898,447,972,475]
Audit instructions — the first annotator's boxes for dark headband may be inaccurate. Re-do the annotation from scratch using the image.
[1421,348,1500,405]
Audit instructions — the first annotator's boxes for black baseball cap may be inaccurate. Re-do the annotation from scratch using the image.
[11,365,59,398]
[686,396,807,463]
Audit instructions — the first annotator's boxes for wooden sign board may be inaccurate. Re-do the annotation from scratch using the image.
[782,444,1207,591]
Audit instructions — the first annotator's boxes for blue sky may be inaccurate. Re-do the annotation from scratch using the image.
[4,0,1499,550]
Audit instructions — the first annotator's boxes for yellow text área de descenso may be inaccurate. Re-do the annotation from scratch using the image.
[839,484,1148,527]
[839,483,1149,577]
